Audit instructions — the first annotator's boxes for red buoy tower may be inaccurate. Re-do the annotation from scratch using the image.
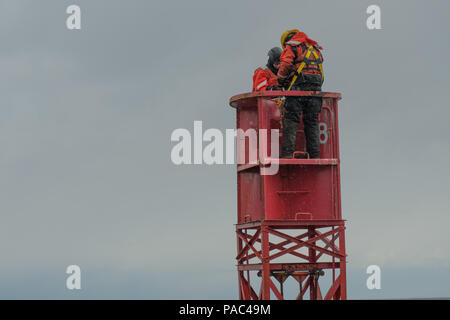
[229,90,346,300]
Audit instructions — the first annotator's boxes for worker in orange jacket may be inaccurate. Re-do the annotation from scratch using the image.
[252,47,282,91]
[277,29,324,158]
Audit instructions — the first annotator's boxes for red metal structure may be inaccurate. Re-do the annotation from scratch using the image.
[229,90,346,300]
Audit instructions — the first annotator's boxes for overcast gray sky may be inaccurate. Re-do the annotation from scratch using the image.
[1,0,450,299]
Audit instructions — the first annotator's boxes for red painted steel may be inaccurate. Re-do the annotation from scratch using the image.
[229,90,347,300]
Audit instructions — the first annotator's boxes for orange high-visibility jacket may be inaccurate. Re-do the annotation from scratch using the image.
[278,32,323,81]
[252,67,278,91]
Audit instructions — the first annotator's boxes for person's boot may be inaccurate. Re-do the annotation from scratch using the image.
[280,118,298,158]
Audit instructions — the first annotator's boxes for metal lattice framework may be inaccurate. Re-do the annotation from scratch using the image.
[236,220,346,300]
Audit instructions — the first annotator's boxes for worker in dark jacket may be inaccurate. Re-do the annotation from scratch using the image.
[252,47,282,91]
[277,29,324,158]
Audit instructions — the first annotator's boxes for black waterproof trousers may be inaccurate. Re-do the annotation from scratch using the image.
[280,81,323,159]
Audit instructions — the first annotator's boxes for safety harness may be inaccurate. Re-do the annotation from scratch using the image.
[287,44,323,90]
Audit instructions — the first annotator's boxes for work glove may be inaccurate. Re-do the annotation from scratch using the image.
[277,77,289,88]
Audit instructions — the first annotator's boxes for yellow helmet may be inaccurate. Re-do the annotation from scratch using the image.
[280,29,299,49]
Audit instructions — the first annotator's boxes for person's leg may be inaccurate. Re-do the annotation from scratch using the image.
[280,97,302,158]
[302,97,322,159]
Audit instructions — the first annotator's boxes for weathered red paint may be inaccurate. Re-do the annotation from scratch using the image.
[230,90,347,300]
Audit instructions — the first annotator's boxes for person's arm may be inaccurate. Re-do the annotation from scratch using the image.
[266,70,280,90]
[253,69,269,91]
[277,46,296,82]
